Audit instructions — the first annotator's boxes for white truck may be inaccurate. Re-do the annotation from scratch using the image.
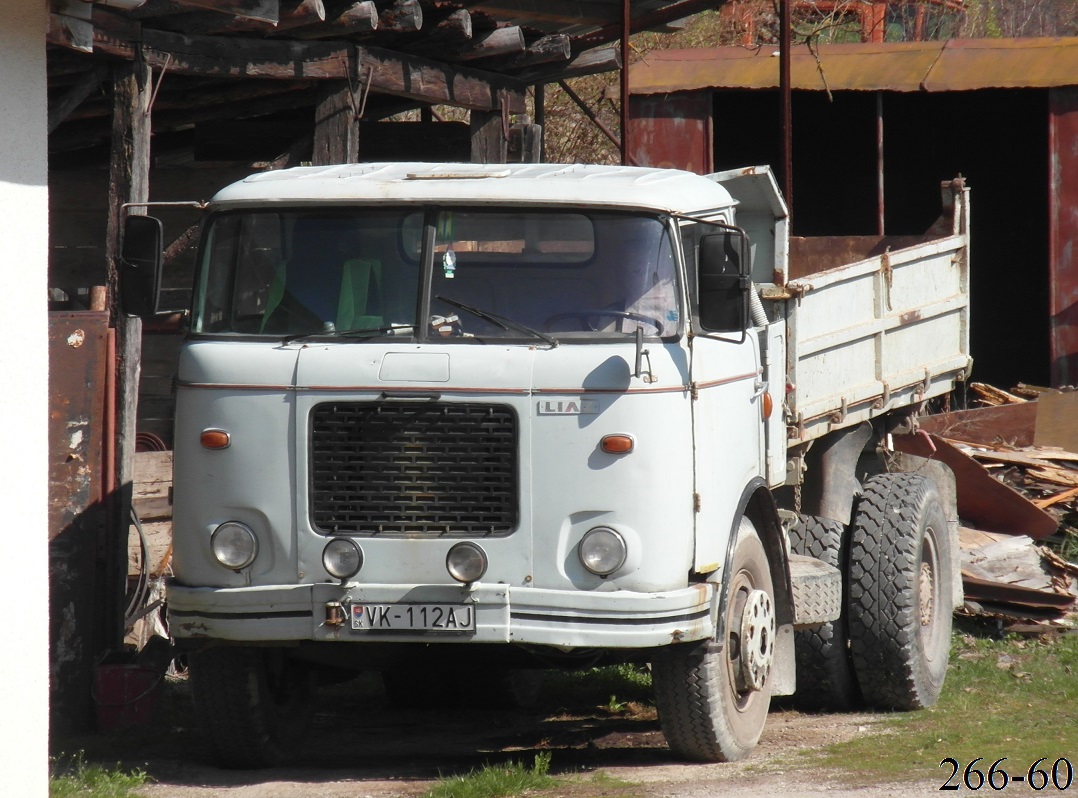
[121,162,970,768]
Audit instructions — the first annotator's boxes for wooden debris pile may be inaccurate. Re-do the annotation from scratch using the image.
[895,384,1078,630]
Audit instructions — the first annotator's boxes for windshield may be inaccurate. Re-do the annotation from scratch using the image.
[192,207,681,341]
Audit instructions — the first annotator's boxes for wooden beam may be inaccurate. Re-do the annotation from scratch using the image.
[162,0,280,22]
[106,58,151,302]
[47,11,94,53]
[94,27,355,78]
[313,80,360,164]
[469,0,618,26]
[378,0,423,33]
[433,9,473,42]
[92,27,526,112]
[160,0,325,34]
[452,26,525,62]
[404,9,472,54]
[359,44,526,112]
[471,109,507,164]
[485,34,571,71]
[515,46,620,83]
[282,0,326,23]
[105,55,151,652]
[292,1,378,37]
[48,65,108,133]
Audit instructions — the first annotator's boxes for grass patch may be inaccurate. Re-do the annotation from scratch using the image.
[424,752,556,798]
[424,752,644,798]
[810,626,1078,784]
[543,664,653,714]
[49,752,148,798]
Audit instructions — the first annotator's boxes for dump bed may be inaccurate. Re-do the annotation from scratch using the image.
[712,167,971,444]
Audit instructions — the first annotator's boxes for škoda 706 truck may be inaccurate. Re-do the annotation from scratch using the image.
[121,162,970,768]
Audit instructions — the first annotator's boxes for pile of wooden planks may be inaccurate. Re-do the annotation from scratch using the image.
[126,450,173,650]
[899,386,1078,629]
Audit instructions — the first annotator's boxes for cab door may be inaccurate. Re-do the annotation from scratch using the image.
[684,222,766,573]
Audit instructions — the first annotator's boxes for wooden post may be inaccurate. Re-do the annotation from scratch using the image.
[470,108,506,163]
[534,82,545,162]
[313,79,359,164]
[104,53,150,653]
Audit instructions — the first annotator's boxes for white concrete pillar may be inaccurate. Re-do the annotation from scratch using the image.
[0,1,51,795]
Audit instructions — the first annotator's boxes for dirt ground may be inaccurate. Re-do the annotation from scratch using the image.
[62,671,958,798]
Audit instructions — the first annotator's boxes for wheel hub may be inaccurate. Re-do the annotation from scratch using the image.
[736,589,776,692]
[919,560,934,626]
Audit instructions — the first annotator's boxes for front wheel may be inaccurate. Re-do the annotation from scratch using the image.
[653,517,775,762]
[189,646,317,769]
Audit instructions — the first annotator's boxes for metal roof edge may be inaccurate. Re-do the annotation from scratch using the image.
[629,37,1078,95]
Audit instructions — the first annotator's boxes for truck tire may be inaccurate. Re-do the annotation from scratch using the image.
[847,472,952,710]
[788,515,859,710]
[189,646,316,769]
[653,517,775,762]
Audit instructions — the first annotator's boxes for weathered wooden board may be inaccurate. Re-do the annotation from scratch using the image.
[1034,391,1078,454]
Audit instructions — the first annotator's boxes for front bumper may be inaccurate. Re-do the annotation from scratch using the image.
[167,580,716,650]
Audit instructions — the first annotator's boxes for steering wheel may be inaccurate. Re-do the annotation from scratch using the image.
[545,309,664,335]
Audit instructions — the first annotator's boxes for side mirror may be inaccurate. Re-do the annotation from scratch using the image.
[120,215,164,318]
[697,229,750,333]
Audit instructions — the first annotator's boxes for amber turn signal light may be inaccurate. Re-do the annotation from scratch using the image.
[600,434,634,454]
[762,391,774,419]
[200,429,231,449]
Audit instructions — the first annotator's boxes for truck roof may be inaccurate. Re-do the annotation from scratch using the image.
[209,162,736,214]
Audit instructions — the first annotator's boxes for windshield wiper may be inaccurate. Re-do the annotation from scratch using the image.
[435,296,558,348]
[281,324,414,345]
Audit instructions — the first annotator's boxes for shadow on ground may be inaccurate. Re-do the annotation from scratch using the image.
[52,669,674,792]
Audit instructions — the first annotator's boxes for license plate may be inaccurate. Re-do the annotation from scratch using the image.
[350,603,476,633]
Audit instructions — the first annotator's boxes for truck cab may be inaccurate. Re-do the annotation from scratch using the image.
[121,162,965,768]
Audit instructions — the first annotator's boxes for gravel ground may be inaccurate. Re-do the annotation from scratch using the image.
[103,676,960,798]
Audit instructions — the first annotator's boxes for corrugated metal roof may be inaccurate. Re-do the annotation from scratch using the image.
[629,37,1078,95]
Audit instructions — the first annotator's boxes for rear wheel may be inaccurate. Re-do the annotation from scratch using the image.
[788,515,859,710]
[847,472,952,709]
[653,517,775,762]
[189,646,316,769]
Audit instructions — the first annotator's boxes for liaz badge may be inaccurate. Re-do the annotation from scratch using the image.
[537,399,599,415]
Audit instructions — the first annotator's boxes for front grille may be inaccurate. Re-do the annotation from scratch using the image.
[309,401,518,536]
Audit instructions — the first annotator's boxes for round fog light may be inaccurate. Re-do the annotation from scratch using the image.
[579,526,627,576]
[323,538,363,581]
[446,542,488,583]
[211,522,258,570]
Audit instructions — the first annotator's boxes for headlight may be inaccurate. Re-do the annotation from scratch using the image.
[323,538,363,581]
[579,526,627,576]
[210,522,258,570]
[446,542,488,583]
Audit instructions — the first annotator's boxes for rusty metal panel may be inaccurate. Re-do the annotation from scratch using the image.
[49,310,111,735]
[1049,86,1078,387]
[628,92,712,173]
[892,433,1059,540]
[49,312,109,538]
[630,38,1078,96]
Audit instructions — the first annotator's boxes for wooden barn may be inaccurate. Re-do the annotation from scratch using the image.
[627,37,1078,390]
